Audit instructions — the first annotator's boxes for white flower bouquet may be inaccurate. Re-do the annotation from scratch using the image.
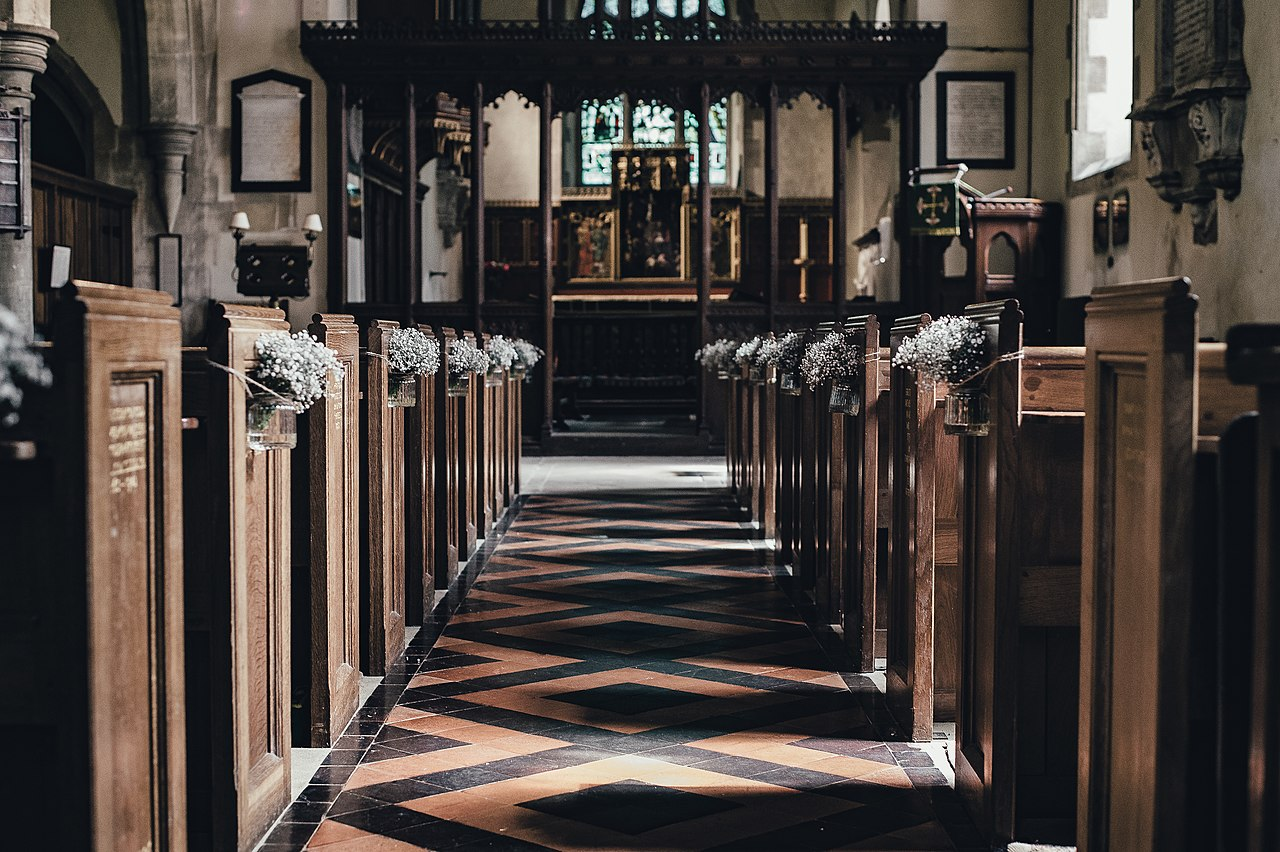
[893,316,993,436]
[387,327,441,376]
[513,339,544,372]
[891,315,987,384]
[484,335,518,386]
[694,338,739,378]
[0,305,52,428]
[250,331,344,412]
[763,332,806,395]
[736,336,766,381]
[448,337,490,376]
[800,331,860,390]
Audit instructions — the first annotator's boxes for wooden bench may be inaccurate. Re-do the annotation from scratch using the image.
[953,301,1084,845]
[291,313,362,748]
[361,320,407,676]
[798,323,835,596]
[757,355,778,540]
[459,331,480,557]
[435,328,462,587]
[884,313,961,742]
[476,333,496,537]
[1077,278,1258,851]
[0,283,188,850]
[1223,324,1279,852]
[182,303,293,850]
[406,325,439,623]
[839,314,885,670]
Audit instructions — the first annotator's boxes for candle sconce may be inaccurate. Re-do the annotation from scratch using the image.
[230,212,322,307]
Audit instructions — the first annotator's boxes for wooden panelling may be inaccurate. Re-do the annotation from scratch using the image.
[361,320,407,675]
[459,332,480,558]
[0,283,186,851]
[297,313,362,746]
[436,328,462,586]
[183,303,292,851]
[842,315,884,672]
[407,327,440,623]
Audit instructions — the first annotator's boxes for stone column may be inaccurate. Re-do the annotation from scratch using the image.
[0,20,54,333]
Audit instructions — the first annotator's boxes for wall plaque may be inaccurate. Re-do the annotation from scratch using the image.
[936,72,1015,170]
[231,70,312,193]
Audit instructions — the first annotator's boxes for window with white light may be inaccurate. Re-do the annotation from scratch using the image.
[1072,0,1133,180]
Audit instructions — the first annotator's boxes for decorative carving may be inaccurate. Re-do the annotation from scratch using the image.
[142,123,200,233]
[1187,93,1246,200]
[1135,116,1184,206]
[435,163,471,248]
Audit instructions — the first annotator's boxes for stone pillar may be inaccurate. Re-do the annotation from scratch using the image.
[142,123,199,234]
[0,20,54,333]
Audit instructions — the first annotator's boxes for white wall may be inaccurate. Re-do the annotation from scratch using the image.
[50,0,123,124]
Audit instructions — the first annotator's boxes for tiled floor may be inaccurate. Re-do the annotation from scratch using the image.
[262,460,983,851]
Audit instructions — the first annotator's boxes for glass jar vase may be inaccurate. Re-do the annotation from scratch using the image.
[511,364,528,381]
[944,385,991,436]
[247,394,299,452]
[447,372,472,397]
[828,378,861,416]
[485,365,505,387]
[387,371,418,408]
[779,372,802,396]
[748,364,765,383]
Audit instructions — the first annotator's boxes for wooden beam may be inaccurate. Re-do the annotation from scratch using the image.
[697,81,712,432]
[765,81,779,327]
[403,81,419,323]
[471,80,486,330]
[540,81,555,438]
[832,81,848,317]
[327,81,348,313]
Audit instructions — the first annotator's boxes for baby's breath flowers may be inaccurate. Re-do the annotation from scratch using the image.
[892,316,987,384]
[387,327,441,376]
[484,335,519,370]
[250,331,344,412]
[801,331,860,390]
[0,305,52,427]
[512,339,544,370]
[448,337,490,376]
[694,338,738,374]
[734,336,763,368]
[762,332,805,374]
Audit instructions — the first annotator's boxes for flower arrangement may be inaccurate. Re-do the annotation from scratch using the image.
[891,315,987,384]
[0,305,52,428]
[694,338,738,376]
[386,327,441,376]
[448,337,489,376]
[485,335,519,370]
[800,331,860,390]
[513,339,544,370]
[250,331,343,412]
[734,336,763,367]
[761,332,805,374]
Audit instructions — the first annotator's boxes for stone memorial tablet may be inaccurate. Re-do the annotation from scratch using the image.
[232,70,312,192]
[936,72,1014,170]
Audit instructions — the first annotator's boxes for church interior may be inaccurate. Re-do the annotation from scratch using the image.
[0,0,1277,850]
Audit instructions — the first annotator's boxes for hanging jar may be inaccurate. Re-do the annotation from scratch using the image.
[828,378,861,416]
[779,372,802,396]
[748,363,765,383]
[448,372,472,397]
[247,393,299,451]
[511,363,528,381]
[944,383,991,436]
[485,364,505,387]
[387,371,418,408]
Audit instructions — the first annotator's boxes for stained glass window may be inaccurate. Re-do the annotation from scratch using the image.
[580,97,624,186]
[632,101,677,145]
[684,99,728,185]
[581,0,726,16]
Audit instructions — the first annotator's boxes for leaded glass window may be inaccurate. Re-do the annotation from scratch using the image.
[581,97,625,186]
[581,0,726,16]
[632,101,678,145]
[685,99,728,185]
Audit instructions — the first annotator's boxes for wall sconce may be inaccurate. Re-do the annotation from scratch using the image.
[230,211,322,307]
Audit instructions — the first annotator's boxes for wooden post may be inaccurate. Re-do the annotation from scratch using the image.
[472,82,486,330]
[403,82,419,321]
[183,303,292,851]
[697,82,713,430]
[458,332,480,557]
[0,283,187,851]
[832,82,848,315]
[540,82,555,439]
[435,328,461,586]
[765,82,779,327]
[407,325,438,623]
[301,313,362,747]
[327,82,349,312]
[361,321,407,675]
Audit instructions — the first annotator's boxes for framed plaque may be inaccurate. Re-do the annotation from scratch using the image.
[156,234,182,305]
[936,72,1015,170]
[231,70,312,192]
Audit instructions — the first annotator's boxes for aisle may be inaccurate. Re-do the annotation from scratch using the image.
[279,461,980,851]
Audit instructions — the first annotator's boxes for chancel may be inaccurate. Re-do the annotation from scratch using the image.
[0,0,1277,850]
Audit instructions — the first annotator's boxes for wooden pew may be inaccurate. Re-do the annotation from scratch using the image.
[493,356,508,520]
[476,333,495,537]
[507,366,521,501]
[757,357,778,539]
[0,283,187,851]
[725,368,739,494]
[406,325,439,624]
[953,300,1084,845]
[1223,324,1279,852]
[291,313,361,748]
[838,314,885,670]
[744,360,760,519]
[1078,279,1258,852]
[799,323,834,595]
[435,328,462,587]
[776,340,799,568]
[182,303,292,850]
[459,331,480,557]
[361,320,407,675]
[884,313,961,741]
